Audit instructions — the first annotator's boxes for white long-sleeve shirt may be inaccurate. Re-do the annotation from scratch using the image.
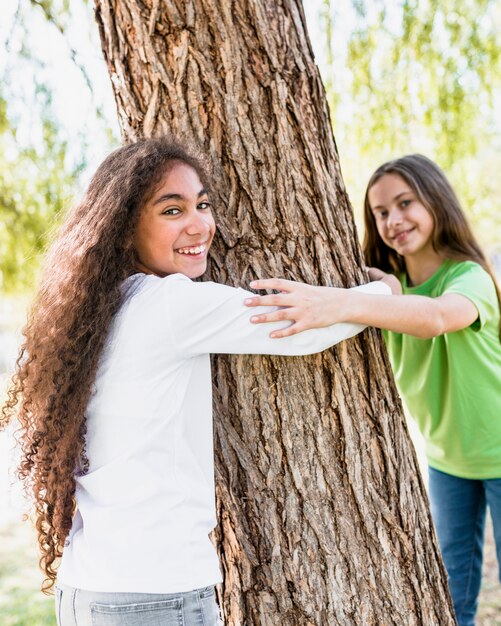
[57,273,390,593]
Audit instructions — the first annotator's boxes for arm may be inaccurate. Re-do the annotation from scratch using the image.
[244,277,478,339]
[163,275,391,356]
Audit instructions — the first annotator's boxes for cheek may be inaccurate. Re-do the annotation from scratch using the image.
[374,220,387,239]
[136,223,177,258]
[207,215,216,237]
[367,211,385,238]
[132,226,148,259]
[426,215,435,234]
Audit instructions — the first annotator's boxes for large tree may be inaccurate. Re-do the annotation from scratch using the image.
[94,1,456,624]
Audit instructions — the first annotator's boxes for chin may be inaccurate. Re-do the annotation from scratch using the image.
[184,265,208,280]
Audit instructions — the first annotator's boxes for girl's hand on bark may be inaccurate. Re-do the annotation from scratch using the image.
[366,267,402,295]
[244,278,346,338]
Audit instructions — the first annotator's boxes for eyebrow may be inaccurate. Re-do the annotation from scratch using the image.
[372,191,412,211]
[153,188,208,205]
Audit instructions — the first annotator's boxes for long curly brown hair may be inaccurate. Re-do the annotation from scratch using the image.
[1,137,210,592]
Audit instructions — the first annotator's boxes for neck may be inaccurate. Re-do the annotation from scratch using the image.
[134,261,165,278]
[404,250,444,286]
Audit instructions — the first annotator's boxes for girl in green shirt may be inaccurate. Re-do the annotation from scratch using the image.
[245,154,501,626]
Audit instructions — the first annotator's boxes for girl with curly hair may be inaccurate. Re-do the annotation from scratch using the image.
[1,137,391,626]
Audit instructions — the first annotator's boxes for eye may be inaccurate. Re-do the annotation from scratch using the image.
[374,210,387,220]
[400,199,412,208]
[162,207,181,216]
[198,201,212,211]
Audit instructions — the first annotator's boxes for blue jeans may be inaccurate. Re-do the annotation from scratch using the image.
[55,582,223,626]
[429,467,501,626]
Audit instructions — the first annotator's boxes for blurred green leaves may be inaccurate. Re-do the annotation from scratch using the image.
[0,85,81,293]
[0,0,115,294]
[319,0,501,248]
[0,522,55,625]
[350,0,498,162]
[1,0,499,295]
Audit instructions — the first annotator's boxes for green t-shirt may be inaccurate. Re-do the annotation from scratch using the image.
[384,259,501,479]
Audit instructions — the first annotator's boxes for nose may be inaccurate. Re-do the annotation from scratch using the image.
[185,209,211,237]
[387,208,402,230]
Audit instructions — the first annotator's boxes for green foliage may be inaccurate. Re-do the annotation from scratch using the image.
[0,523,55,626]
[0,588,55,626]
[0,86,81,293]
[318,0,501,249]
[0,0,117,294]
[1,0,499,296]
[327,0,500,163]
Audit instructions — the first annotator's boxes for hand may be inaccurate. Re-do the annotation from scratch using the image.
[244,278,347,338]
[366,267,402,295]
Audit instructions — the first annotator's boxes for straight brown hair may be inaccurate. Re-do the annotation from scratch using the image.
[362,154,501,339]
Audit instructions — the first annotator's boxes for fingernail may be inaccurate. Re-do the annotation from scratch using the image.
[244,298,252,305]
[249,281,256,288]
[250,316,257,323]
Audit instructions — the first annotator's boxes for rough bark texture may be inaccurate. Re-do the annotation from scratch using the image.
[94,1,457,624]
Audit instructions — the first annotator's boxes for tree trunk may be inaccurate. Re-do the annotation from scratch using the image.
[94,1,456,624]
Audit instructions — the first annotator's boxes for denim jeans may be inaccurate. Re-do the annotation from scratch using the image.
[428,467,501,626]
[55,582,223,626]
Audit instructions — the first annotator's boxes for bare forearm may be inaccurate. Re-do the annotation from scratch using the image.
[338,292,446,338]
[244,278,478,339]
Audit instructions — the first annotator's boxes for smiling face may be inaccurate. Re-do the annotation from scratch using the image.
[133,162,216,279]
[368,173,437,261]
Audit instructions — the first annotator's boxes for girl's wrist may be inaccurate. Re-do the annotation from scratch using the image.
[328,287,352,324]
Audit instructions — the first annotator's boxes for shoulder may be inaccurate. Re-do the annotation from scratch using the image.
[123,273,247,308]
[441,261,499,330]
[445,260,486,278]
[123,273,193,298]
[441,261,495,295]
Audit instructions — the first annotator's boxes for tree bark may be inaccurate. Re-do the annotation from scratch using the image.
[94,1,456,624]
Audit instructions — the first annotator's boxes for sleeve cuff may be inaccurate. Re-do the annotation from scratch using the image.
[350,280,393,296]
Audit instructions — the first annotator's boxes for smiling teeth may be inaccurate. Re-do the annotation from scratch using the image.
[178,245,206,254]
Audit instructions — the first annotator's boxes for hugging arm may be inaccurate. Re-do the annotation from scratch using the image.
[165,276,391,356]
[245,271,478,339]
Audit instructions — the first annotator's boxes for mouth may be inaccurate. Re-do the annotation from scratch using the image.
[175,242,209,257]
[391,227,415,243]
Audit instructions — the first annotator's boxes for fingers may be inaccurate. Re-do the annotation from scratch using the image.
[244,294,292,308]
[249,278,295,292]
[249,307,296,324]
[268,324,300,339]
[366,267,386,281]
[247,303,312,338]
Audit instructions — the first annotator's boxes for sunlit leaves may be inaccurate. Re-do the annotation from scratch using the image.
[0,0,116,293]
[318,0,501,248]
[1,0,499,295]
[0,86,80,292]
